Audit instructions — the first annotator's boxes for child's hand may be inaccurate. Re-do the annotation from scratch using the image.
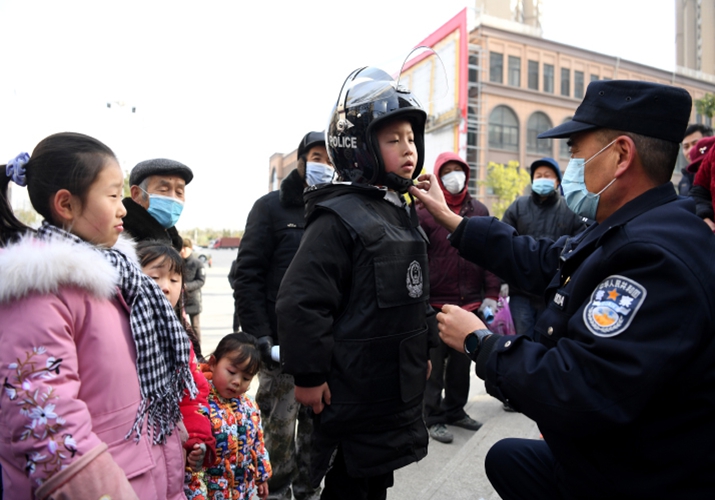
[257,482,269,499]
[187,443,207,471]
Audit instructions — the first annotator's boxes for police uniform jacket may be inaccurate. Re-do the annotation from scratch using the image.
[233,168,306,343]
[452,183,715,499]
[276,183,438,481]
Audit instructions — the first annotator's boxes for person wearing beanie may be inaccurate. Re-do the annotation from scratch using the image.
[232,131,331,500]
[501,157,586,341]
[418,152,500,444]
[123,158,194,251]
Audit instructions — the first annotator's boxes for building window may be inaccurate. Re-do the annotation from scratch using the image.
[508,56,521,87]
[574,71,584,98]
[560,68,570,97]
[469,54,479,83]
[488,105,519,152]
[543,64,554,93]
[490,52,503,83]
[467,106,480,193]
[559,116,572,159]
[590,74,599,82]
[527,111,553,155]
[528,60,539,90]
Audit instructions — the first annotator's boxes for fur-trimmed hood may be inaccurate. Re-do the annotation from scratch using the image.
[0,234,138,304]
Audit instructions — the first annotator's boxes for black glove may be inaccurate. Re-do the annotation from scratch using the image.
[256,336,278,370]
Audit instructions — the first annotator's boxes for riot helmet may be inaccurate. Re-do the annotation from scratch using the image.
[327,66,426,193]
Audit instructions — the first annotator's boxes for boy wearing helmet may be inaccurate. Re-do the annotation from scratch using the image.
[276,67,438,499]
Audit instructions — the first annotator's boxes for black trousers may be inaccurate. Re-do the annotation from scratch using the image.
[320,446,394,500]
[485,438,565,500]
[423,336,471,427]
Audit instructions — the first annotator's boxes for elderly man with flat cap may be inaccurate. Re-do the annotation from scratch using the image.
[411,80,715,499]
[123,158,193,251]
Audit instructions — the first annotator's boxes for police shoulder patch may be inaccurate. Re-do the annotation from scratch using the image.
[582,275,647,338]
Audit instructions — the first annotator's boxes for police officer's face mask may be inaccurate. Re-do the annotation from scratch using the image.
[562,139,617,220]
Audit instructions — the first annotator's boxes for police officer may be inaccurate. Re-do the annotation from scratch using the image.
[411,80,715,499]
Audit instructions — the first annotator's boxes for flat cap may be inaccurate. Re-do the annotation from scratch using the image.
[129,158,193,187]
[538,80,692,143]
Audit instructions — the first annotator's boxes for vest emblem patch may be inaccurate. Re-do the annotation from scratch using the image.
[406,260,423,298]
[583,275,647,338]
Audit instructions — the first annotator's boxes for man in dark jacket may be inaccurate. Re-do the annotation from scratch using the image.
[122,158,193,251]
[501,157,586,340]
[412,80,715,499]
[233,131,331,500]
[180,238,205,342]
[418,152,500,444]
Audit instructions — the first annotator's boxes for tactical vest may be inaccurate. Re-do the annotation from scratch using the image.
[314,193,431,431]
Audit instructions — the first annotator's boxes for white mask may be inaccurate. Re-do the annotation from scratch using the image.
[441,170,466,194]
[305,162,335,186]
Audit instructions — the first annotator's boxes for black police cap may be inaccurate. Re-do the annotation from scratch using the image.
[129,158,193,187]
[538,80,692,143]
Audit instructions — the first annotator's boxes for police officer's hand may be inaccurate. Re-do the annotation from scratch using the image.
[437,304,486,353]
[295,383,331,414]
[409,173,463,232]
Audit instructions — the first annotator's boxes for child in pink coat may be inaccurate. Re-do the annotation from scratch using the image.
[0,133,195,499]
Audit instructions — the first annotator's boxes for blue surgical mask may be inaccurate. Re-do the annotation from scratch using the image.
[562,139,617,220]
[305,162,335,187]
[144,192,184,228]
[532,178,556,196]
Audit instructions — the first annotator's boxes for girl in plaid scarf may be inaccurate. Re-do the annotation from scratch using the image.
[0,132,193,499]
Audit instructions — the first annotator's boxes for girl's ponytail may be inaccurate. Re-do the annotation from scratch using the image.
[0,154,32,247]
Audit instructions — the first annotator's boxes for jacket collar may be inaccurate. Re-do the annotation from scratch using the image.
[0,233,138,303]
[279,168,306,208]
[561,183,677,268]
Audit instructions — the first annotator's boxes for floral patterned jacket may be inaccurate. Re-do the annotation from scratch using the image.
[185,364,272,500]
[0,235,185,499]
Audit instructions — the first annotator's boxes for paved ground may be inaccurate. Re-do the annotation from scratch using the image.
[198,249,540,500]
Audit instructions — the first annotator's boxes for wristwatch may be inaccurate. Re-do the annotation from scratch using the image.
[463,328,492,361]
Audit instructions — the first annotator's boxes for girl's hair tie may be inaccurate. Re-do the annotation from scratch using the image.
[6,152,30,187]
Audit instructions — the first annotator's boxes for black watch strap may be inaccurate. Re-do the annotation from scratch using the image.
[464,328,492,360]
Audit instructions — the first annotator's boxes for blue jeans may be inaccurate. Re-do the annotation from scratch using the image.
[509,294,546,340]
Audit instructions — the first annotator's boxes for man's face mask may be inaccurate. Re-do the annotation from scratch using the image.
[143,190,184,228]
[532,178,556,196]
[441,170,466,194]
[305,162,335,187]
[562,139,617,220]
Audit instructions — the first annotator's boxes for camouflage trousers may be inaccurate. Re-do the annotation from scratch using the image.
[256,366,321,500]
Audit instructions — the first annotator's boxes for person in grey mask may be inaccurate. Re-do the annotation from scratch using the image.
[410,80,715,499]
[232,131,331,500]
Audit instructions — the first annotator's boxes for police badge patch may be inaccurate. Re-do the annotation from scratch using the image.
[406,260,423,298]
[583,275,647,337]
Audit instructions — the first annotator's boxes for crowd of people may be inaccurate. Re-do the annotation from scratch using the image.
[1,67,715,500]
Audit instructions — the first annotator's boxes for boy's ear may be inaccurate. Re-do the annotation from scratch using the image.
[52,189,79,223]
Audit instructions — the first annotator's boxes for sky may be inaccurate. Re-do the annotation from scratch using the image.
[0,0,676,231]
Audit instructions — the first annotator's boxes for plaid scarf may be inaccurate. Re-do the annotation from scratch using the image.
[37,222,197,444]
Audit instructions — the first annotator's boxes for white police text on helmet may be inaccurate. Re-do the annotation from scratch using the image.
[329,135,357,149]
